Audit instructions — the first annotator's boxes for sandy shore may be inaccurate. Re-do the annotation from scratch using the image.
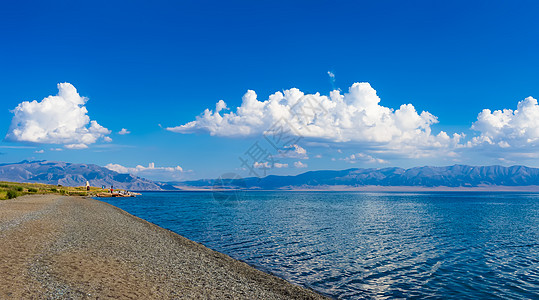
[0,195,327,299]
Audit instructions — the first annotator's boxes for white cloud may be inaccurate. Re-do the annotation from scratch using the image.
[471,97,539,148]
[215,100,228,112]
[343,153,388,164]
[328,71,335,79]
[118,128,131,135]
[105,162,185,181]
[166,83,460,155]
[280,144,308,159]
[5,83,111,148]
[328,71,338,90]
[254,161,271,169]
[65,143,88,150]
[294,161,308,168]
[34,149,44,154]
[106,163,130,174]
[107,162,184,173]
[254,162,288,169]
[290,144,306,155]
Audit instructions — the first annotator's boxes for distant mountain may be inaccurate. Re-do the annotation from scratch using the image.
[179,165,539,190]
[3,161,538,191]
[0,160,177,191]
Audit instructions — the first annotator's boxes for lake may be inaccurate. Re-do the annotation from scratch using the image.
[98,191,539,299]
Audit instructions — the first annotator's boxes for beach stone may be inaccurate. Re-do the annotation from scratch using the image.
[0,195,328,299]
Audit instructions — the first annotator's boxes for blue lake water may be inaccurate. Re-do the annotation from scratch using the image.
[98,191,539,299]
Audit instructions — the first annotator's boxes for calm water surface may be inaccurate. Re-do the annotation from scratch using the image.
[99,192,539,299]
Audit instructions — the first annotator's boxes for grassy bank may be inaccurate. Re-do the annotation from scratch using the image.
[0,181,110,200]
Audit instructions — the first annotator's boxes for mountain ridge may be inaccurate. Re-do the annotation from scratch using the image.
[0,160,176,190]
[178,164,539,190]
[1,161,539,191]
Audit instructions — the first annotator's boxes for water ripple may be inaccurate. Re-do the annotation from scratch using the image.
[100,191,539,299]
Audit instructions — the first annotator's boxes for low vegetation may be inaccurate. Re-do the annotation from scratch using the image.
[0,181,112,200]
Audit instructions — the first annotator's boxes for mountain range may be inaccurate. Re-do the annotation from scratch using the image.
[179,165,539,190]
[1,161,539,191]
[0,160,176,190]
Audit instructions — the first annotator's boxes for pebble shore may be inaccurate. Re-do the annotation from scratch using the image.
[0,195,328,299]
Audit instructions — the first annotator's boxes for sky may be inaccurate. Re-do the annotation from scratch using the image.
[1,0,539,181]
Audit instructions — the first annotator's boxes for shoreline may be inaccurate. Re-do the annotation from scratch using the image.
[0,194,328,299]
[161,185,539,192]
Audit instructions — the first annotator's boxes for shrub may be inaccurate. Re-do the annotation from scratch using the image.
[7,190,18,199]
[0,184,9,188]
[28,188,38,193]
[15,186,23,192]
[50,188,58,192]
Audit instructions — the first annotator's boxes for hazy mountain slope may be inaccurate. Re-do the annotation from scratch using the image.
[0,160,170,190]
[3,161,538,191]
[179,165,539,189]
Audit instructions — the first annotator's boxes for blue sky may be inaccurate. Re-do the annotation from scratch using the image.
[1,0,539,181]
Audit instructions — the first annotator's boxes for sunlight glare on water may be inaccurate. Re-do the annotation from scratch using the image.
[100,191,539,299]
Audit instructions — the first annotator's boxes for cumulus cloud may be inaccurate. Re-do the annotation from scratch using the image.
[274,162,288,168]
[280,144,308,159]
[34,149,44,154]
[471,97,539,148]
[167,83,459,155]
[105,162,185,181]
[118,128,131,135]
[294,161,308,168]
[5,83,111,148]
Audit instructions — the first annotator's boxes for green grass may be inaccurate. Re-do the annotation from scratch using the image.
[6,190,18,199]
[0,181,114,200]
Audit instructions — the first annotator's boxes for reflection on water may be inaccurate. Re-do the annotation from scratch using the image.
[100,192,539,299]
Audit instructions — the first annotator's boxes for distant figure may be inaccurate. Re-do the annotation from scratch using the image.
[111,185,114,193]
[86,181,90,191]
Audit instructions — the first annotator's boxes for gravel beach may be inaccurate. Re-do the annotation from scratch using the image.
[0,195,328,299]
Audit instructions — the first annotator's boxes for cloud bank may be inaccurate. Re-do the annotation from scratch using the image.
[5,83,110,148]
[167,82,460,153]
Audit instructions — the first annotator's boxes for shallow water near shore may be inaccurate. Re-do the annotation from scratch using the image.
[98,191,539,299]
